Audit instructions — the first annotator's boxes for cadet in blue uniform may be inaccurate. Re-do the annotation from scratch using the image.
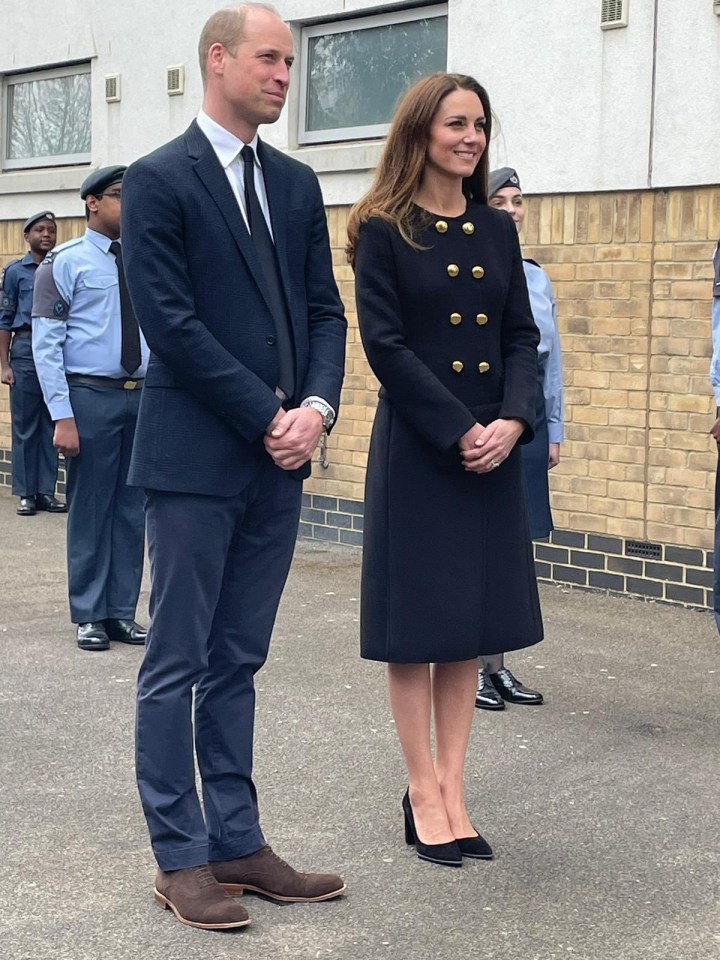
[0,212,64,516]
[32,166,150,652]
[709,240,720,632]
[475,167,564,710]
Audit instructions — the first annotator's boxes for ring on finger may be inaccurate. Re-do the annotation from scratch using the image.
[490,459,499,469]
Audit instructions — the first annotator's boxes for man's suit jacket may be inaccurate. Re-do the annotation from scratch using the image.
[121,121,346,496]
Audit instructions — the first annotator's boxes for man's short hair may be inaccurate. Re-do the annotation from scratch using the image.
[198,3,280,84]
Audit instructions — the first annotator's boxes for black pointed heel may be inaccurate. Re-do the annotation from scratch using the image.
[456,832,494,860]
[402,790,462,867]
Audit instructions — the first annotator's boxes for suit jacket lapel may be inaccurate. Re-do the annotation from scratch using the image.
[185,122,275,315]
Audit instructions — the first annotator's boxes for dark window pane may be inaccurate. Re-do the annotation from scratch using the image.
[8,71,91,160]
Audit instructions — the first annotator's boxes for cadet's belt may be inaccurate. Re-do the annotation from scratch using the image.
[67,374,144,390]
[13,328,32,339]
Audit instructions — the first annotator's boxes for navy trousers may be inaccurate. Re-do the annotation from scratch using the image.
[135,463,302,871]
[66,383,145,623]
[9,335,58,497]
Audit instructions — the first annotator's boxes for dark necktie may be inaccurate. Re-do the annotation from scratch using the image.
[109,241,141,376]
[240,145,295,398]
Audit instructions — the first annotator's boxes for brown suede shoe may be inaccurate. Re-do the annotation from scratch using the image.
[154,865,251,929]
[210,845,346,903]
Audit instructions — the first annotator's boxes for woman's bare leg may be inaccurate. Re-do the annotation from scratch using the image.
[432,658,479,838]
[387,662,454,844]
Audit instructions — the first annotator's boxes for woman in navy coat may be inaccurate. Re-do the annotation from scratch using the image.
[347,73,543,868]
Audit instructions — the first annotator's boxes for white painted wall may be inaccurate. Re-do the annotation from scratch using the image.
[459,0,656,195]
[0,0,718,218]
[653,0,720,188]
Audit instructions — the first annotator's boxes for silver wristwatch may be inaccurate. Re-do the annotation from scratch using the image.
[301,397,335,430]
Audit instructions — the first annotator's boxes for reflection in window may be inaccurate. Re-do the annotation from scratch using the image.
[4,65,91,169]
[300,6,448,145]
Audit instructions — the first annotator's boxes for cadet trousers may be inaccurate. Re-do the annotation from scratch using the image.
[715,445,720,633]
[9,334,58,497]
[66,382,145,623]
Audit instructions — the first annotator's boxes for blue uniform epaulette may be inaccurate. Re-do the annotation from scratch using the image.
[41,236,85,265]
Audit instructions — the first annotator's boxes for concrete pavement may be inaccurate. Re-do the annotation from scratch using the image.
[0,486,718,960]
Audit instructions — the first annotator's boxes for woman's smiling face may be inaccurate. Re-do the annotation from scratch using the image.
[425,88,487,181]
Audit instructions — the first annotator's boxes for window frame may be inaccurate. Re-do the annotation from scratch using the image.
[2,62,92,171]
[297,3,448,146]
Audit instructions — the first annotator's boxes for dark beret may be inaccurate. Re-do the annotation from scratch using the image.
[80,165,127,200]
[23,211,56,233]
[488,167,521,198]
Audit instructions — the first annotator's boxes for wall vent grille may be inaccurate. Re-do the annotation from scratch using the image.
[601,0,629,29]
[166,65,185,96]
[626,540,662,560]
[104,74,121,103]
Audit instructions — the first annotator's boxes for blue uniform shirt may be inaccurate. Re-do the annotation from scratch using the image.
[523,259,564,443]
[0,254,39,331]
[710,241,720,406]
[32,228,149,421]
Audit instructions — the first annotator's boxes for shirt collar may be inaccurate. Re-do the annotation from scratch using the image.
[197,109,261,169]
[85,227,115,254]
[21,252,36,266]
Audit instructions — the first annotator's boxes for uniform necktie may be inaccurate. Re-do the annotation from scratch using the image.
[109,241,141,376]
[240,145,295,398]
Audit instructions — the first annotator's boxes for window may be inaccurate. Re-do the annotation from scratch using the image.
[3,63,91,170]
[298,5,448,145]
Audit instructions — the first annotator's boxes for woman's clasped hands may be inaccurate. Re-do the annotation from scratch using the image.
[458,418,525,473]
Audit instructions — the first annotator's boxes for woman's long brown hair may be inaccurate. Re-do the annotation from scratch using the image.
[346,72,492,266]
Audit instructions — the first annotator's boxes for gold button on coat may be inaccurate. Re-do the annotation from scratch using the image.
[452,361,464,373]
[435,220,448,233]
[462,222,475,235]
[447,264,460,277]
[476,313,488,326]
[472,265,485,279]
[450,312,462,325]
[478,361,490,373]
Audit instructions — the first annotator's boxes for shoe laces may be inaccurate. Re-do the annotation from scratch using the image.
[264,847,297,876]
[194,865,217,888]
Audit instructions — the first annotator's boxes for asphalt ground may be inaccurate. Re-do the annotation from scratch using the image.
[1,486,718,960]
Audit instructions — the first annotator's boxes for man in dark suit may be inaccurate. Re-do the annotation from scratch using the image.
[122,3,346,930]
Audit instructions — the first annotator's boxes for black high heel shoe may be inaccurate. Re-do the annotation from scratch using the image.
[402,791,462,867]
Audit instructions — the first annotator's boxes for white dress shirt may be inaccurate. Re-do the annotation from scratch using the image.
[196,109,273,237]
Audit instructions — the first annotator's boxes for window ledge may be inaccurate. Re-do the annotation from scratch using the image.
[286,140,384,175]
[0,166,89,196]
